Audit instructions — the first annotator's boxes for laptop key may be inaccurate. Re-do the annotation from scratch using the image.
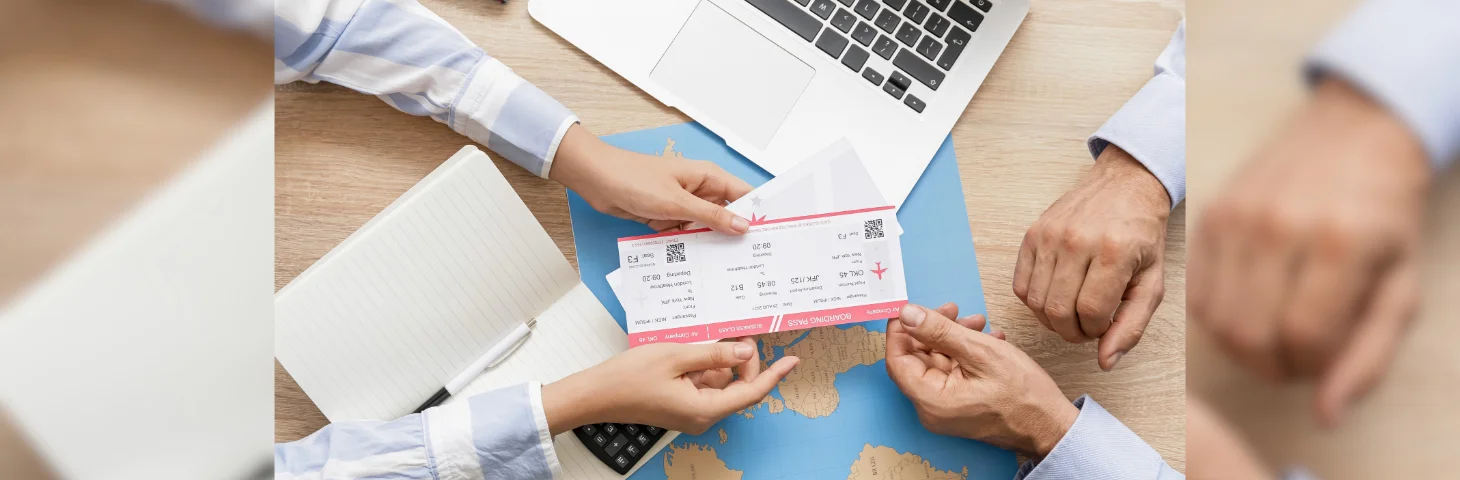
[851,22,878,45]
[883,80,905,99]
[873,10,900,33]
[915,36,942,60]
[861,67,885,86]
[937,26,969,69]
[853,0,880,19]
[971,0,992,12]
[889,71,911,90]
[947,1,984,32]
[925,14,950,37]
[895,22,920,47]
[904,94,926,112]
[815,28,850,57]
[926,0,951,11]
[810,0,837,19]
[836,0,854,6]
[872,35,898,59]
[902,1,929,24]
[831,9,858,32]
[842,45,870,71]
[747,0,822,41]
[794,0,811,5]
[894,50,945,89]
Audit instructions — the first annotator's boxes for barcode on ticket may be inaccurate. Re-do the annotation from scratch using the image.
[863,218,884,239]
[666,242,687,263]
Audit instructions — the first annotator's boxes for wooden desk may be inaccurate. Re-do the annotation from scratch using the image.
[1188,1,1460,478]
[275,0,1188,471]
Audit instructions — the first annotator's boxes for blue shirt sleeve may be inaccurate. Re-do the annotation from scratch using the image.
[1088,22,1187,209]
[273,0,579,178]
[1306,0,1460,171]
[275,382,559,480]
[1016,395,1183,480]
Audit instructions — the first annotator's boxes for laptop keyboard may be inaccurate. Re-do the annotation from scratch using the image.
[746,0,991,113]
[573,423,668,475]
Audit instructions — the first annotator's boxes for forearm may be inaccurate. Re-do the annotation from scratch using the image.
[1087,21,1186,209]
[275,382,559,480]
[1306,0,1460,170]
[274,0,578,177]
[1016,396,1181,480]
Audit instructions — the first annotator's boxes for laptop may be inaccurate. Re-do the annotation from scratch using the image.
[530,0,1028,206]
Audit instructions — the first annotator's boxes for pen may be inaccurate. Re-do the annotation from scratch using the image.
[413,318,536,413]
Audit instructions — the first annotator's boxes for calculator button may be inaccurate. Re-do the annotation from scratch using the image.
[645,426,662,435]
[602,424,618,435]
[605,435,629,456]
[592,433,608,446]
[614,455,630,469]
[636,433,652,445]
[580,424,597,435]
[625,424,641,435]
[626,443,642,458]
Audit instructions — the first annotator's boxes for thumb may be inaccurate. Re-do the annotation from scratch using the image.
[706,356,800,414]
[674,341,757,372]
[1097,267,1163,371]
[1315,263,1418,427]
[896,303,987,363]
[674,192,749,235]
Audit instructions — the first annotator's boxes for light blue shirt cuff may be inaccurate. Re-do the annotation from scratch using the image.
[1016,395,1183,480]
[1088,23,1187,209]
[1306,0,1460,171]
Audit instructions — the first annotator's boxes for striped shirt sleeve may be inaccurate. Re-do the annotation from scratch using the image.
[1016,395,1183,480]
[274,0,579,178]
[275,382,559,480]
[1087,22,1186,209]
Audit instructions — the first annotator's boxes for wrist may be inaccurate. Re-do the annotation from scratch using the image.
[541,373,604,436]
[1311,78,1431,182]
[1092,145,1171,218]
[1026,399,1080,458]
[547,124,606,191]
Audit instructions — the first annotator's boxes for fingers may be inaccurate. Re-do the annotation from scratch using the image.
[1013,232,1036,304]
[694,161,755,203]
[896,304,991,364]
[674,192,749,235]
[955,313,988,332]
[1043,254,1095,343]
[1096,266,1163,371]
[674,341,756,372]
[1278,245,1375,376]
[1074,255,1137,340]
[1023,243,1059,332]
[730,337,761,382]
[706,356,800,414]
[1315,261,1418,427]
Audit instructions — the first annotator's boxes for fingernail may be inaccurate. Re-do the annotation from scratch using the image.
[734,343,753,360]
[732,216,749,232]
[1106,352,1124,371]
[899,305,924,328]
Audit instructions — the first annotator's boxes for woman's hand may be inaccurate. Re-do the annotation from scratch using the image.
[541,337,799,435]
[550,124,754,234]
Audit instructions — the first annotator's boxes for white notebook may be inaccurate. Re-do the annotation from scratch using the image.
[275,146,672,478]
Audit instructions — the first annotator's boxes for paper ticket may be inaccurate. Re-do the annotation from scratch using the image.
[617,206,907,347]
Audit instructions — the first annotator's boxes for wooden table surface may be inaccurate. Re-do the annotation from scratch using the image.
[1188,1,1460,478]
[275,0,1188,472]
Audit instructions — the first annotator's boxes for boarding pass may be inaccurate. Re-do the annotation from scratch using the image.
[617,206,907,346]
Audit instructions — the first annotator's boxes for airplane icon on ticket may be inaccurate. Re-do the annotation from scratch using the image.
[871,262,889,280]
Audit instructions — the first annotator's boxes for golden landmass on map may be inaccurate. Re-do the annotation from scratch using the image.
[660,138,687,159]
[777,326,886,418]
[664,443,742,480]
[718,428,728,444]
[847,445,969,480]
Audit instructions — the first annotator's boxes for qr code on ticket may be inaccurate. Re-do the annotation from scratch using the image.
[863,219,884,239]
[667,242,687,263]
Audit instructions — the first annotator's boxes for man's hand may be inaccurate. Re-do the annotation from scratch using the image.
[1190,78,1428,426]
[550,124,753,234]
[541,338,799,436]
[1014,145,1170,370]
[886,303,1078,457]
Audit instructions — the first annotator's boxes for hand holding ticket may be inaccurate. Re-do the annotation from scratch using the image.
[617,206,907,346]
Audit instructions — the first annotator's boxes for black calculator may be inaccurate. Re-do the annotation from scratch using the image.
[572,423,667,474]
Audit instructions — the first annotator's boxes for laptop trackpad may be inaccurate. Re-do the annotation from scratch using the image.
[650,1,813,149]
